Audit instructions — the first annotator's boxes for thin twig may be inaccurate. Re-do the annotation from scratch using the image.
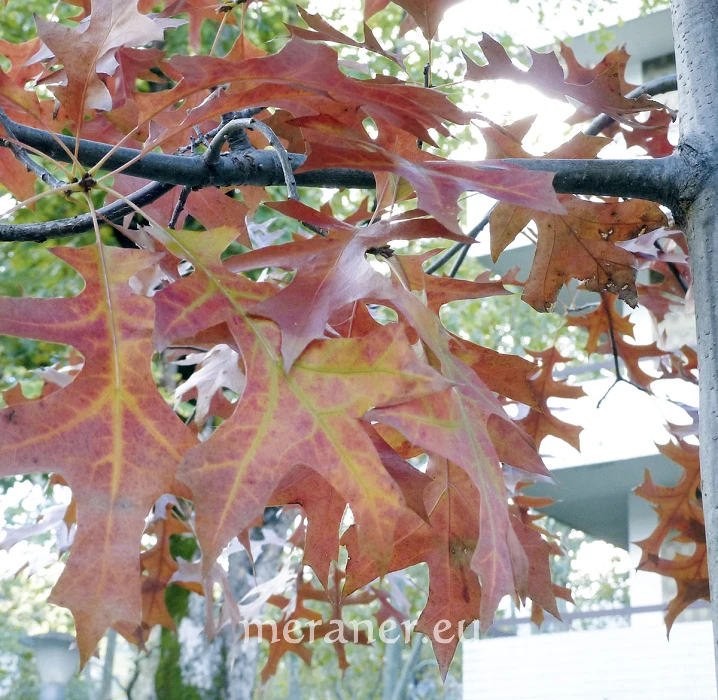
[0,184,79,222]
[193,126,210,149]
[300,222,329,237]
[0,108,65,189]
[417,63,432,150]
[596,375,651,408]
[169,186,191,229]
[585,74,678,137]
[596,314,651,408]
[0,181,174,242]
[607,319,622,378]
[205,107,266,142]
[224,108,266,151]
[654,239,689,293]
[448,240,471,278]
[425,206,493,275]
[566,301,601,313]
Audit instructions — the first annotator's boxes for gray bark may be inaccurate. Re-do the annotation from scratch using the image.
[100,628,117,700]
[223,551,260,700]
[222,509,296,700]
[0,115,679,242]
[3,116,674,202]
[382,634,403,700]
[287,654,301,700]
[670,0,718,687]
[388,639,423,700]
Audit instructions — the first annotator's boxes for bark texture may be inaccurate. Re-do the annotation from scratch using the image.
[671,0,718,685]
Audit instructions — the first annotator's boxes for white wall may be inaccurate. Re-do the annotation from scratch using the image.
[566,9,674,84]
[463,621,716,700]
[627,491,665,627]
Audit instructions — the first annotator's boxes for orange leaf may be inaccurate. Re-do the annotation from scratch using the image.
[136,37,470,146]
[465,35,665,123]
[484,126,667,311]
[227,201,472,369]
[369,287,550,628]
[152,227,452,576]
[567,294,666,389]
[0,245,194,663]
[291,7,405,69]
[635,441,708,633]
[297,117,565,233]
[114,500,200,646]
[35,0,166,125]
[392,0,464,40]
[520,346,585,451]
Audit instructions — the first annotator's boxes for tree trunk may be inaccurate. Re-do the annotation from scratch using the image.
[222,550,260,700]
[222,508,296,699]
[670,0,718,687]
[100,628,117,700]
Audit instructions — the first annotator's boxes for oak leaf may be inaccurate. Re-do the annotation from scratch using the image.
[151,226,452,577]
[465,34,665,123]
[291,7,405,69]
[114,500,201,647]
[368,283,550,628]
[390,0,464,41]
[567,294,666,389]
[136,37,470,147]
[520,346,585,451]
[226,200,473,370]
[297,115,566,234]
[635,441,708,632]
[268,465,347,588]
[484,125,667,310]
[0,245,194,663]
[387,251,537,407]
[345,457,559,677]
[364,0,390,20]
[35,0,166,125]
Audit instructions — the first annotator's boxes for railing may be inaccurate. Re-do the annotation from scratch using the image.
[484,600,711,638]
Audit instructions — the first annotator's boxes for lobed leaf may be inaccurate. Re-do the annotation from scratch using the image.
[0,245,194,663]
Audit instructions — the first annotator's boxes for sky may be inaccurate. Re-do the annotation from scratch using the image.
[309,0,651,45]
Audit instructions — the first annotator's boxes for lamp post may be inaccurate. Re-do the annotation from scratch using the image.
[21,632,79,700]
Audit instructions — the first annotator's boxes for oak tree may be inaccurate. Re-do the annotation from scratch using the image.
[0,0,714,691]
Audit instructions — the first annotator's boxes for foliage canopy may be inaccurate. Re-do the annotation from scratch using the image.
[0,0,701,688]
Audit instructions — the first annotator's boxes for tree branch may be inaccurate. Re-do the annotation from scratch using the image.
[5,118,308,188]
[423,75,679,277]
[0,104,680,242]
[585,73,678,136]
[0,181,175,242]
[0,109,66,189]
[501,157,678,206]
[425,207,492,274]
[204,117,299,200]
[2,114,678,201]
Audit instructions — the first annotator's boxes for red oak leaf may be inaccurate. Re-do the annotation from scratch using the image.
[35,0,166,125]
[151,226,452,577]
[0,245,194,663]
